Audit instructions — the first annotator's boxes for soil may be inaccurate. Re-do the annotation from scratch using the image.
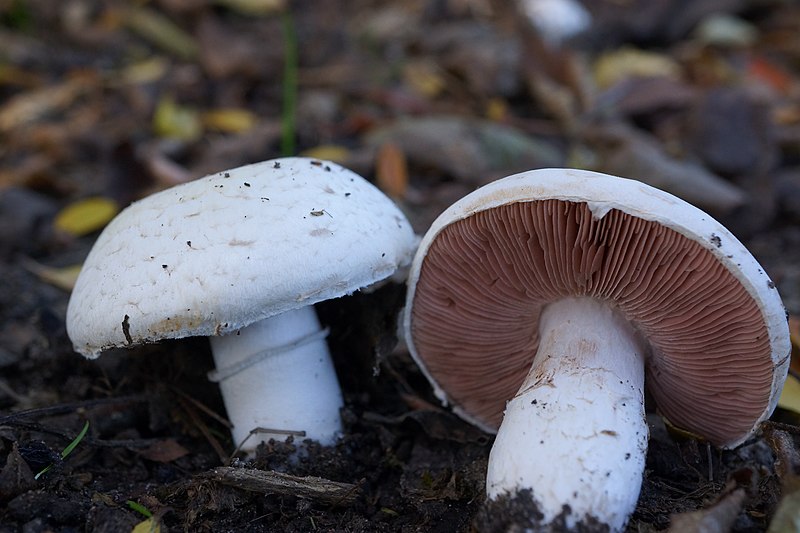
[1,1,800,532]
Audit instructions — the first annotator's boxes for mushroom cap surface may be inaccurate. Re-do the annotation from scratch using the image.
[68,157,417,358]
[404,168,790,448]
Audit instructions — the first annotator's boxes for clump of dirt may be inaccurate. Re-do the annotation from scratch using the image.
[474,490,611,533]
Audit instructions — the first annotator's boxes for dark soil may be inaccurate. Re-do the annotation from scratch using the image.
[1,0,800,531]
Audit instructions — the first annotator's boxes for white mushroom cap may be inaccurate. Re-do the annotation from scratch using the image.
[404,167,790,448]
[68,157,417,357]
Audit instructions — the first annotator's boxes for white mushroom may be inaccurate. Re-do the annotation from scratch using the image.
[67,157,417,450]
[403,168,790,531]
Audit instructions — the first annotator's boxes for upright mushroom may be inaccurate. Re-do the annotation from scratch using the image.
[403,168,790,531]
[67,157,417,449]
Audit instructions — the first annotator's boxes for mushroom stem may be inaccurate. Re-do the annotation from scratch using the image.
[209,306,343,450]
[486,297,649,532]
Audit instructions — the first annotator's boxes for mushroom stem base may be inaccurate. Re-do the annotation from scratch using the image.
[486,297,648,532]
[209,306,344,450]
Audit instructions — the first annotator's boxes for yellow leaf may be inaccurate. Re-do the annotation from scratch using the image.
[300,145,351,163]
[778,374,800,415]
[213,0,286,15]
[767,485,800,533]
[54,197,119,236]
[201,108,257,133]
[121,6,198,60]
[132,518,161,533]
[120,58,169,86]
[0,76,90,132]
[486,98,510,122]
[403,60,446,98]
[594,47,682,89]
[0,64,42,88]
[788,315,800,375]
[22,260,82,292]
[153,97,203,142]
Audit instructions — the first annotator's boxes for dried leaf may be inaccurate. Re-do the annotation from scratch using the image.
[778,317,800,415]
[594,47,682,89]
[138,439,189,463]
[763,424,800,531]
[119,58,170,86]
[688,86,774,177]
[595,76,696,117]
[403,60,446,98]
[485,98,510,122]
[358,5,419,42]
[367,116,563,184]
[693,13,758,48]
[376,142,408,199]
[586,122,745,213]
[0,443,36,500]
[0,64,43,88]
[747,55,793,96]
[196,14,283,79]
[54,197,119,236]
[778,375,800,415]
[201,108,257,133]
[141,148,194,188]
[212,0,286,15]
[21,259,82,292]
[0,154,52,191]
[121,6,198,60]
[667,488,746,533]
[519,31,591,129]
[153,97,203,142]
[773,104,800,127]
[131,518,161,533]
[300,144,351,163]
[0,75,91,132]
[787,315,799,375]
[768,487,800,533]
[420,22,522,97]
[189,122,282,177]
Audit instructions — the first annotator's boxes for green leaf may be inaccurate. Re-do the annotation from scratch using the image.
[127,500,153,518]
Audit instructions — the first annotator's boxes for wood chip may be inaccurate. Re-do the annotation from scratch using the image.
[206,467,360,506]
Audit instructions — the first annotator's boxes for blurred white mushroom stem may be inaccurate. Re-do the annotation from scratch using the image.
[517,0,591,46]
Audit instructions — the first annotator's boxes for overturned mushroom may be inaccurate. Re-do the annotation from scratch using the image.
[67,157,417,450]
[403,168,790,531]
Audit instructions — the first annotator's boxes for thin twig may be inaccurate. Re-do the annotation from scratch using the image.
[205,466,360,506]
[0,394,148,425]
[6,419,160,448]
[176,394,228,463]
[170,387,231,428]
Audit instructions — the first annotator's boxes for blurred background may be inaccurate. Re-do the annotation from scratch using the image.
[1,0,799,531]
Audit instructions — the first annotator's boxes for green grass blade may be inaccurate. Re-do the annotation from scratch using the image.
[280,9,298,156]
[60,420,89,459]
[35,420,90,479]
[127,500,154,518]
